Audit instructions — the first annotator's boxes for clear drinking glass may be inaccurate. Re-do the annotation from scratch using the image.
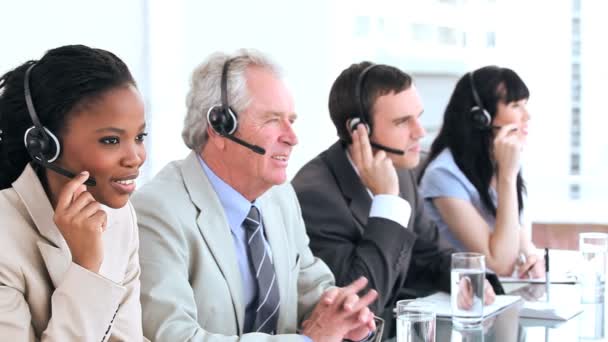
[395,299,436,342]
[451,325,485,342]
[579,232,607,303]
[578,301,605,340]
[451,253,486,329]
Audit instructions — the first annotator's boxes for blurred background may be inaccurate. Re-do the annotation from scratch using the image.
[2,0,607,226]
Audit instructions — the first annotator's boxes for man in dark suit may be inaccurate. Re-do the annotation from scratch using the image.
[292,62,497,338]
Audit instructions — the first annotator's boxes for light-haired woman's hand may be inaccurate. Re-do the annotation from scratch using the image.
[493,123,522,181]
[518,253,546,279]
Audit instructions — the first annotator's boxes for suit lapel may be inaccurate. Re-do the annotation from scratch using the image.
[36,242,72,287]
[13,165,69,252]
[324,142,371,231]
[181,152,245,333]
[12,165,74,287]
[257,196,289,329]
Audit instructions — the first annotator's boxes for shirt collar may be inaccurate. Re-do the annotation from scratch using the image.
[197,155,259,232]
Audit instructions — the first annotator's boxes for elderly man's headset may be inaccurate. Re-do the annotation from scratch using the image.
[206,57,266,155]
[348,64,405,155]
[22,63,96,186]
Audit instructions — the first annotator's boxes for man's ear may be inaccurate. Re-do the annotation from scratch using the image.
[206,126,226,150]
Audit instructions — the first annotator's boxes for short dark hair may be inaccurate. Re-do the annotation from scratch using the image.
[0,44,136,189]
[419,66,529,216]
[328,62,412,144]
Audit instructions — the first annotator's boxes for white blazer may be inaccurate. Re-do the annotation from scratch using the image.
[0,164,146,341]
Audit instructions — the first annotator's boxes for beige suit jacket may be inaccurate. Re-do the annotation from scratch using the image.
[133,151,335,341]
[0,165,146,341]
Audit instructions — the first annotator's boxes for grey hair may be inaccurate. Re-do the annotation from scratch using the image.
[182,49,283,151]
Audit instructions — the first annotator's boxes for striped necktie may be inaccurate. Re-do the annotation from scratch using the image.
[243,205,280,334]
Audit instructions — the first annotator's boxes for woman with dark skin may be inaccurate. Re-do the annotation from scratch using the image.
[0,44,148,340]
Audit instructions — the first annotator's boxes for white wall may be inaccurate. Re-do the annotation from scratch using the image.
[493,0,577,221]
[0,0,145,93]
[580,0,608,201]
[2,0,607,223]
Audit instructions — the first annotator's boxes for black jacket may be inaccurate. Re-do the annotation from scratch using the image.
[292,141,453,314]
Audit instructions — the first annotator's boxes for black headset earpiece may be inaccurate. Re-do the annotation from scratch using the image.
[468,71,492,129]
[23,64,61,163]
[22,63,96,186]
[207,106,237,136]
[23,126,60,162]
[206,57,265,155]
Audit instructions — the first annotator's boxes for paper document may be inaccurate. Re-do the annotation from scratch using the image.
[519,301,583,321]
[499,274,577,284]
[412,292,521,318]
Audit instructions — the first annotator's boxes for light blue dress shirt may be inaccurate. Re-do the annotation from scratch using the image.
[198,156,275,334]
[419,148,498,252]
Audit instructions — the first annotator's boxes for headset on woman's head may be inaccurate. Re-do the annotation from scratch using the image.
[23,63,96,186]
[468,71,492,129]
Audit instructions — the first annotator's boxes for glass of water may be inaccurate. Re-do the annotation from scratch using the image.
[451,325,484,342]
[578,301,605,340]
[579,232,607,303]
[451,253,485,329]
[395,299,436,342]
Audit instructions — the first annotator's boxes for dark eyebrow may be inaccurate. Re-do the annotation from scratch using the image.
[392,110,424,124]
[95,123,146,134]
[95,127,125,134]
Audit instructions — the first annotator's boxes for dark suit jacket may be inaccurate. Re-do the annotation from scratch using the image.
[292,141,453,314]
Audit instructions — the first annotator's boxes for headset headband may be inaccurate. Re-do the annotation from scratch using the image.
[469,71,484,111]
[24,63,43,128]
[221,57,238,111]
[355,63,381,124]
